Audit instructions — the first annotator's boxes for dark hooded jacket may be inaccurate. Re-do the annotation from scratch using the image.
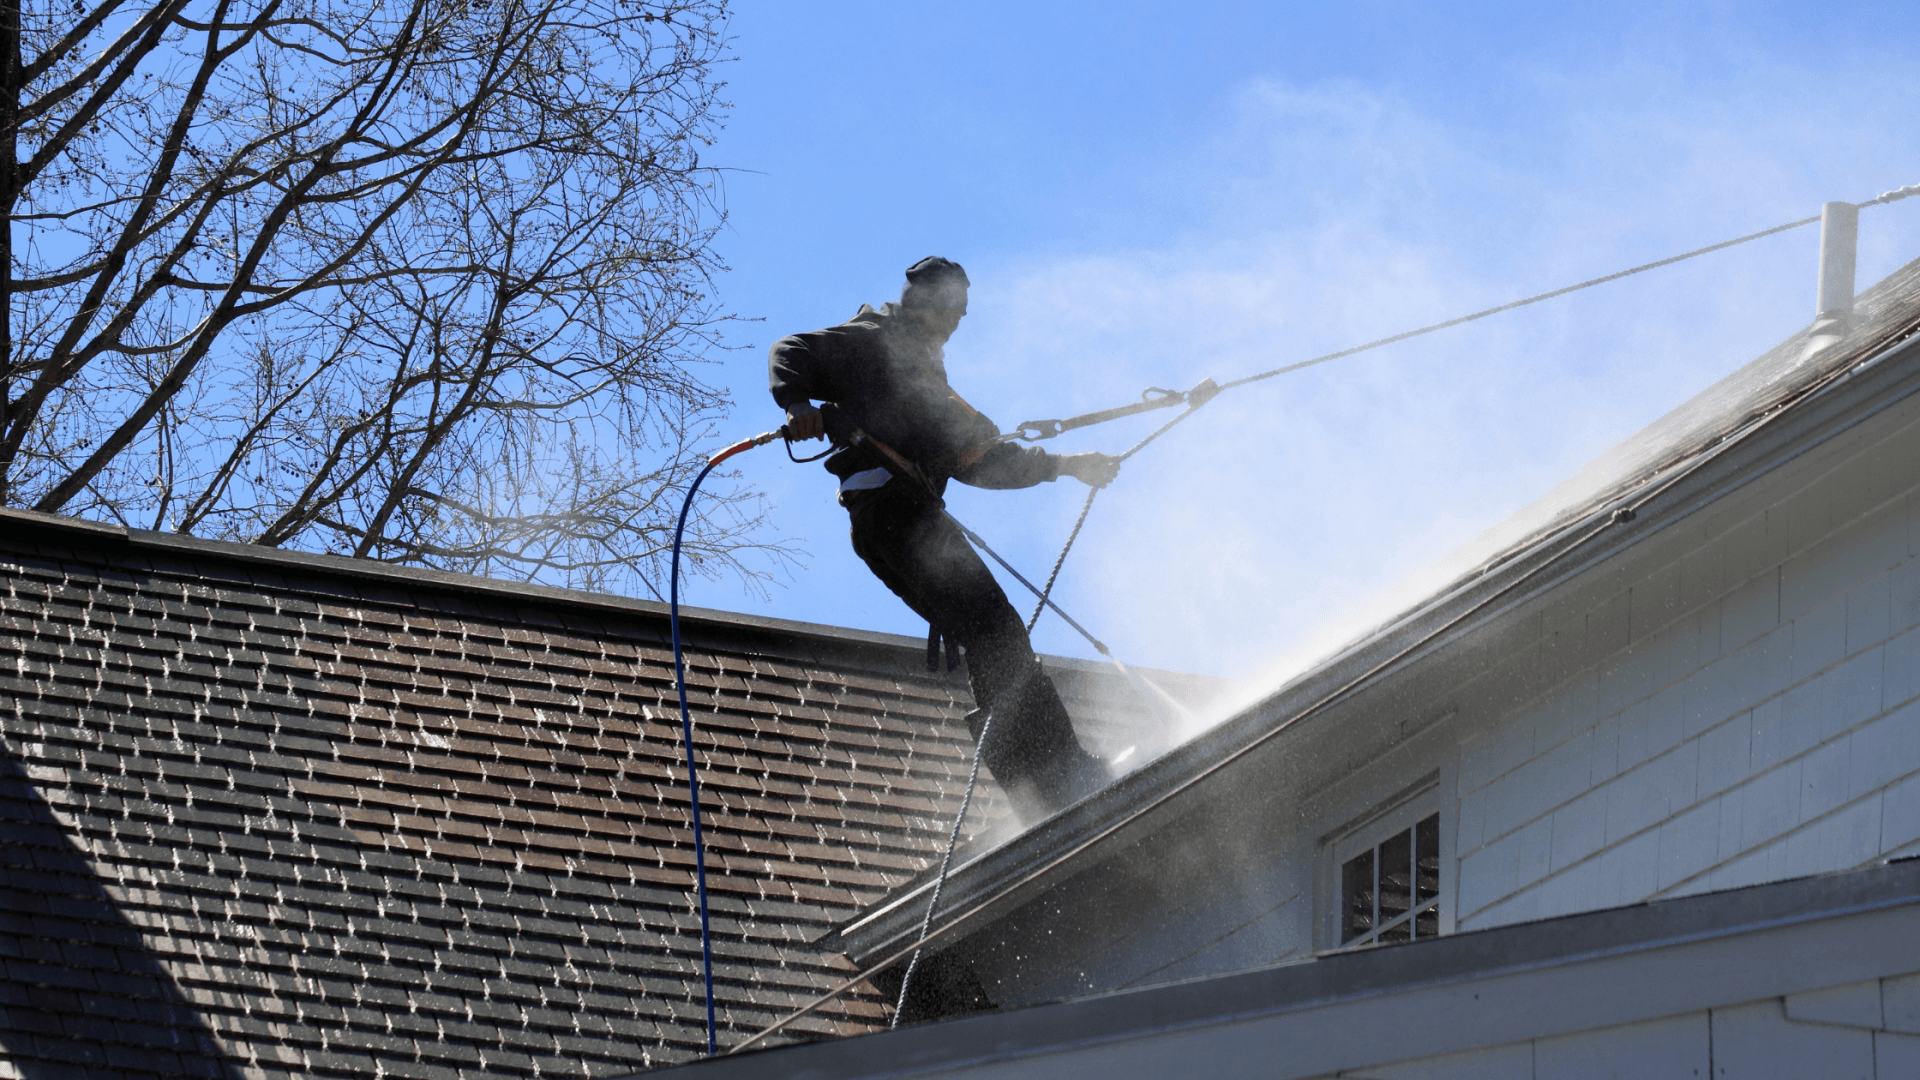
[768,302,1060,493]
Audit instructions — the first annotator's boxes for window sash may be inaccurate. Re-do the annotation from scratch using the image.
[1339,811,1441,948]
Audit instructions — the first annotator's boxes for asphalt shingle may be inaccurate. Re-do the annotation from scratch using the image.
[0,515,1059,1077]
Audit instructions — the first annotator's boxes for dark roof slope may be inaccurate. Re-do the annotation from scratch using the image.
[0,510,1202,1078]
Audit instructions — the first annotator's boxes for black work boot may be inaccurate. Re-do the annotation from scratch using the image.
[968,664,1111,824]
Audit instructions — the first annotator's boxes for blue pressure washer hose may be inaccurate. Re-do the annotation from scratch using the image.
[669,429,783,1055]
[672,415,1140,1047]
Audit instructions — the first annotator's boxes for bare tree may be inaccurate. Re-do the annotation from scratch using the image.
[0,0,782,597]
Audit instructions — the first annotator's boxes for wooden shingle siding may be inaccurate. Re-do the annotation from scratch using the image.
[1454,407,1920,929]
[0,521,1028,1078]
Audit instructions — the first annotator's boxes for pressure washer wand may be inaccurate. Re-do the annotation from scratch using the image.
[815,406,1191,728]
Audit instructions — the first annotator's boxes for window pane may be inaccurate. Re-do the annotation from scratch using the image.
[1377,826,1413,935]
[1337,809,1443,948]
[1414,812,1441,938]
[1341,848,1375,943]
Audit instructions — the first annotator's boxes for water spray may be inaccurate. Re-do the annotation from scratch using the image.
[721,185,1920,1053]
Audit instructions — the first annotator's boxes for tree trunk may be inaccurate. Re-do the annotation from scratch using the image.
[0,0,18,506]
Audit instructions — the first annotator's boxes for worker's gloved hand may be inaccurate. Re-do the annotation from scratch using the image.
[784,402,825,441]
[1058,452,1120,489]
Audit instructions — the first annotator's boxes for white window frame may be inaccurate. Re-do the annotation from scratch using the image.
[1322,780,1443,951]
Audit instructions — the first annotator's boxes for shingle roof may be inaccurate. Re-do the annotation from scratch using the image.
[1433,253,1920,591]
[0,510,1205,1077]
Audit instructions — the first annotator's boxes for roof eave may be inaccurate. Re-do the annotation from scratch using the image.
[656,858,1920,1079]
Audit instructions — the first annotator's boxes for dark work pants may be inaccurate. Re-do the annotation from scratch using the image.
[846,487,1107,818]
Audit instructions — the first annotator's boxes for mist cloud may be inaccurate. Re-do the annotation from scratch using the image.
[939,65,1920,701]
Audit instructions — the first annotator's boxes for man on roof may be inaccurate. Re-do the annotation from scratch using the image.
[770,256,1120,821]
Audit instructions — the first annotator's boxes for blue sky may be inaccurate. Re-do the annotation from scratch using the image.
[688,1,1920,681]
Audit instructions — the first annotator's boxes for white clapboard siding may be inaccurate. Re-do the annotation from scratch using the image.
[1452,413,1920,931]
